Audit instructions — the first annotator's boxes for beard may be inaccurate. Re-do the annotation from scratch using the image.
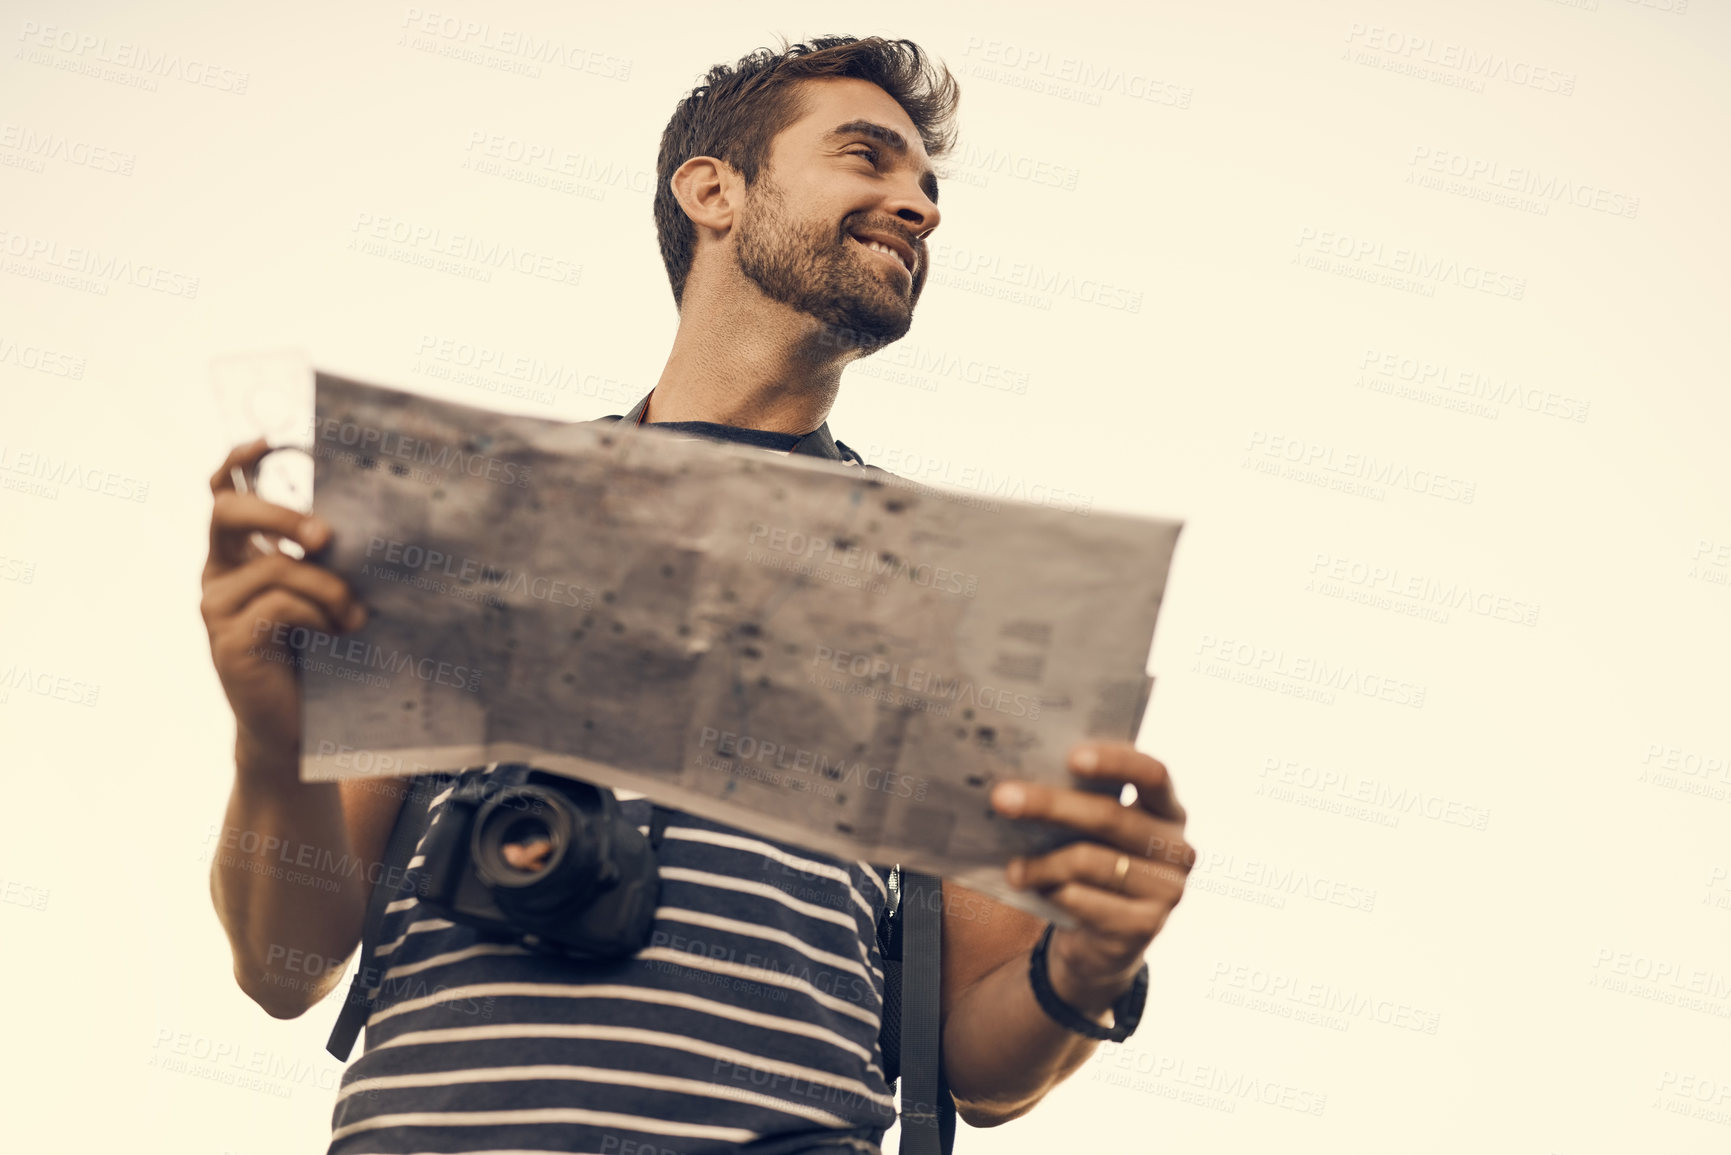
[733,178,926,351]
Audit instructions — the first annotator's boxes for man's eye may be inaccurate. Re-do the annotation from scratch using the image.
[848,147,880,165]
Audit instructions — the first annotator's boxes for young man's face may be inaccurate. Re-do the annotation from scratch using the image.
[733,76,943,349]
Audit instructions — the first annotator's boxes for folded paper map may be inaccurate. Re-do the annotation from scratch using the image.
[296,371,1183,922]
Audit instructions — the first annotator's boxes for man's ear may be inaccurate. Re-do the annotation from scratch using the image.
[669,155,742,239]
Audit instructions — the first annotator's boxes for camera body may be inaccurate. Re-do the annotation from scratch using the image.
[417,768,659,958]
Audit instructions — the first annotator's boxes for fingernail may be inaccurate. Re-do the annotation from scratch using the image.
[300,516,329,544]
[345,604,368,631]
[1071,747,1099,772]
[993,784,1025,815]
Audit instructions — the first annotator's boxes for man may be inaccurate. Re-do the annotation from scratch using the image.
[203,36,1194,1154]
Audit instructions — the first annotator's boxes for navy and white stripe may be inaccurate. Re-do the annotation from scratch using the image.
[329,763,897,1154]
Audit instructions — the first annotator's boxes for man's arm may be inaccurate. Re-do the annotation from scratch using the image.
[936,743,1194,1126]
[201,439,396,1018]
[209,749,405,1018]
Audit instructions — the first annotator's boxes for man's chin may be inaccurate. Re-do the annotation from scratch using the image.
[811,288,917,353]
[811,310,911,354]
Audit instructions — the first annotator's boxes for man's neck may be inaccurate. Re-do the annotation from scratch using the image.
[646,282,858,434]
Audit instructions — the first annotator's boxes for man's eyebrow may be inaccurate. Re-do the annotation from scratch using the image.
[825,120,940,205]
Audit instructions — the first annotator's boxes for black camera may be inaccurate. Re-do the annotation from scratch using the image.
[417,768,659,958]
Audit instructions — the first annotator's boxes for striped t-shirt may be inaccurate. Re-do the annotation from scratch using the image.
[329,762,899,1154]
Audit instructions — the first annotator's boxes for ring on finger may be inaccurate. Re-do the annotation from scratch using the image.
[1112,853,1131,891]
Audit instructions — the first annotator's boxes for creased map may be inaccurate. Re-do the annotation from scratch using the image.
[297,371,1183,922]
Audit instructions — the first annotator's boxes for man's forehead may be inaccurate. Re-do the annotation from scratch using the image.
[780,77,928,158]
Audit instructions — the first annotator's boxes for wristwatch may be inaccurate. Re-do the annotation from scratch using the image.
[1027,923,1149,1042]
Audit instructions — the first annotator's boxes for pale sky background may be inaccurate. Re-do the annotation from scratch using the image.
[2,1,1728,1152]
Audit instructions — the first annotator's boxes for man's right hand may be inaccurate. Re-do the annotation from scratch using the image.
[200,439,367,764]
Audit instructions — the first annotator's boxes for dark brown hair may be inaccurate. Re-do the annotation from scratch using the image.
[654,36,960,307]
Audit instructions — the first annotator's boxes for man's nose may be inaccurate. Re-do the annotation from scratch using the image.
[886,180,940,239]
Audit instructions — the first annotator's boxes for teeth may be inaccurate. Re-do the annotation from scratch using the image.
[856,236,907,270]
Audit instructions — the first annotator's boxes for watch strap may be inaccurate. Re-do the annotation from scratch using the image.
[1027,923,1149,1043]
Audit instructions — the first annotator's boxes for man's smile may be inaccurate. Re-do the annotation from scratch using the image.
[846,229,916,279]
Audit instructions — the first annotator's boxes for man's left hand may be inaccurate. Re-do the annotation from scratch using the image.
[991,741,1195,1009]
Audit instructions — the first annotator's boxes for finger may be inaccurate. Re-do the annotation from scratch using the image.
[1011,839,1191,898]
[209,439,272,495]
[1069,742,1185,822]
[992,779,1157,854]
[202,552,364,630]
[1040,882,1175,943]
[208,588,339,667]
[208,491,332,570]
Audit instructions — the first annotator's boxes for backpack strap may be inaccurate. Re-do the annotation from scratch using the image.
[878,867,904,1090]
[897,870,956,1154]
[326,776,438,1061]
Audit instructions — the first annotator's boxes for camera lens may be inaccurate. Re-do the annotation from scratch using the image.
[471,784,606,921]
[494,815,555,874]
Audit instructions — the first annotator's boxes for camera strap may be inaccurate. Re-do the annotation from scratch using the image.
[326,777,439,1061]
[896,869,955,1155]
